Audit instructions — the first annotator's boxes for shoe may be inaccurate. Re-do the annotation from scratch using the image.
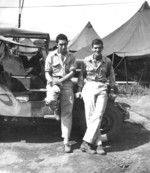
[64,144,72,153]
[54,107,60,121]
[80,141,96,154]
[96,145,106,155]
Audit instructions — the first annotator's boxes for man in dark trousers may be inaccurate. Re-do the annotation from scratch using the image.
[45,34,77,153]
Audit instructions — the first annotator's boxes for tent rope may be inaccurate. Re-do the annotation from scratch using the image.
[114,56,125,70]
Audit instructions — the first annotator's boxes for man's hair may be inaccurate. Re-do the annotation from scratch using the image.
[91,39,103,48]
[56,34,68,43]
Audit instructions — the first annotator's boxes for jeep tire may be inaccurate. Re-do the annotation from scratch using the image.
[73,99,124,142]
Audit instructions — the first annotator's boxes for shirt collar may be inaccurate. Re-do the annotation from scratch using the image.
[54,49,69,57]
[54,49,69,63]
[89,54,106,63]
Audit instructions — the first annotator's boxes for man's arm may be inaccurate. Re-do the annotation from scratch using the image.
[109,65,116,90]
[45,54,53,85]
[108,63,117,99]
[45,71,53,85]
[59,70,75,83]
[54,55,77,85]
[75,62,86,98]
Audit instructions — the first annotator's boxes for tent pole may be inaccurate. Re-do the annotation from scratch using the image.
[112,52,115,66]
[124,56,128,83]
[18,0,24,28]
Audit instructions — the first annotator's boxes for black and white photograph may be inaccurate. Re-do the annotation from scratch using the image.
[0,0,150,172]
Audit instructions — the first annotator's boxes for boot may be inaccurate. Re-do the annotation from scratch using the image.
[80,141,96,154]
[96,145,106,155]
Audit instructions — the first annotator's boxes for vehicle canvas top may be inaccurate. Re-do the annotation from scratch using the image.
[0,27,50,52]
[0,33,48,90]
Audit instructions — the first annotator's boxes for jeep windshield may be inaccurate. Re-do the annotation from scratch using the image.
[0,27,50,91]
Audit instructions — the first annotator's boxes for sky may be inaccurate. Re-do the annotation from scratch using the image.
[0,0,149,40]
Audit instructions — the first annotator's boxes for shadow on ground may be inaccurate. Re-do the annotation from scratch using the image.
[0,120,62,143]
[0,116,150,155]
[105,121,150,153]
[0,118,83,145]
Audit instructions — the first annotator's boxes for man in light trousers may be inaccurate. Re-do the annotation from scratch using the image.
[45,34,77,153]
[76,39,116,155]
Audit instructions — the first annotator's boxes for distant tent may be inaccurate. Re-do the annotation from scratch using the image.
[74,45,92,59]
[68,21,100,52]
[102,1,150,58]
[74,1,150,59]
[102,1,150,82]
[74,1,150,82]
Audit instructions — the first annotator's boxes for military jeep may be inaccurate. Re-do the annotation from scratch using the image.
[0,28,129,141]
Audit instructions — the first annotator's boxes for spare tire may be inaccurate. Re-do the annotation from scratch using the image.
[101,100,124,142]
[73,99,124,141]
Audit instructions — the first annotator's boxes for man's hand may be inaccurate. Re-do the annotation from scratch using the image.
[52,80,62,87]
[109,89,117,100]
[47,80,53,86]
[75,92,82,99]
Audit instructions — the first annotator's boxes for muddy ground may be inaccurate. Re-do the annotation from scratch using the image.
[0,95,150,173]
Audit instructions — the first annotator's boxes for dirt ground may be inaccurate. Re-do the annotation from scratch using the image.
[0,95,150,173]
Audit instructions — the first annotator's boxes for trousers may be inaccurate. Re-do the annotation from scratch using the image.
[82,81,108,145]
[60,81,74,144]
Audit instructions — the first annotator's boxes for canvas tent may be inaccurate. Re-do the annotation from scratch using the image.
[102,1,150,82]
[74,1,150,59]
[74,1,150,82]
[74,45,92,59]
[68,21,100,52]
[102,1,150,58]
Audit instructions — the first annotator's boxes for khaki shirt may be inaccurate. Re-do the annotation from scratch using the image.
[78,54,116,91]
[45,50,77,77]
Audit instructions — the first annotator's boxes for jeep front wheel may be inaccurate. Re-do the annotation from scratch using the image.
[101,102,124,142]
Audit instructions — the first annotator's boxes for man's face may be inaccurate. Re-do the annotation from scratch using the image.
[57,39,68,55]
[92,43,103,57]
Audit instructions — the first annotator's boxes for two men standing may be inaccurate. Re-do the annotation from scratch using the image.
[45,35,116,154]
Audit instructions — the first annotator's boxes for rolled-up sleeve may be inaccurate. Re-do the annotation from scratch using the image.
[45,54,52,72]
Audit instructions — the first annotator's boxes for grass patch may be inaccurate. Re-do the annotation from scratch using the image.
[117,83,150,97]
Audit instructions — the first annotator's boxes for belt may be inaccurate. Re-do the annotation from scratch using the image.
[52,76,62,79]
[86,79,106,83]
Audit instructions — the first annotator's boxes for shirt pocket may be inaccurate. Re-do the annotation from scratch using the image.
[52,61,61,73]
[100,67,107,74]
[86,66,94,72]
